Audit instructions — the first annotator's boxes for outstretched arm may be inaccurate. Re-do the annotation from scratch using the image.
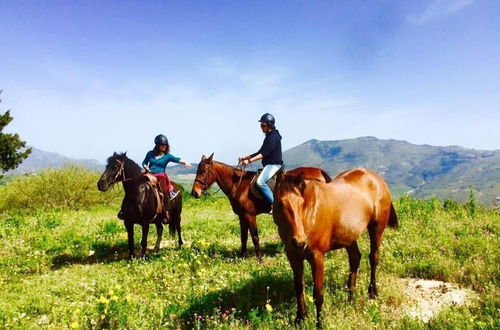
[179,159,192,168]
[239,153,263,165]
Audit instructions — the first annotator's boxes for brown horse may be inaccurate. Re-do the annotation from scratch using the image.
[191,154,331,259]
[97,152,183,259]
[273,168,398,327]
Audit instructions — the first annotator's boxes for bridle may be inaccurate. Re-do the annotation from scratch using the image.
[108,158,142,185]
[194,162,215,194]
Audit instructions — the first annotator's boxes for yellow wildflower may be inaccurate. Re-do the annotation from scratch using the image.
[70,321,79,328]
[96,296,109,304]
[265,303,273,312]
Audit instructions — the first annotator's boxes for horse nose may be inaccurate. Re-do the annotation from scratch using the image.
[292,237,307,250]
[97,180,107,191]
[191,190,199,198]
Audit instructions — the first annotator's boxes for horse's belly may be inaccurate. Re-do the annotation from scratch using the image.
[329,215,369,248]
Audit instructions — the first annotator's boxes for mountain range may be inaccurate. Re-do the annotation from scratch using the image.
[284,137,500,205]
[5,147,103,174]
[5,138,500,204]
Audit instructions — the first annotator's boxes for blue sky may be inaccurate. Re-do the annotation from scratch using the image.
[1,0,499,164]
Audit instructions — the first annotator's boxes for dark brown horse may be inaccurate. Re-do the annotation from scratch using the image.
[273,168,398,327]
[97,152,183,259]
[191,154,331,259]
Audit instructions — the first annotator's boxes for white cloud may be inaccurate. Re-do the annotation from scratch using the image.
[408,0,478,25]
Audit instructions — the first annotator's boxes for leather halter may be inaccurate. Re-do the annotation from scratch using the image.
[194,163,213,193]
[109,159,143,185]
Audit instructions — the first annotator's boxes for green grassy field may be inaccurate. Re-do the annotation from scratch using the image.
[0,171,499,329]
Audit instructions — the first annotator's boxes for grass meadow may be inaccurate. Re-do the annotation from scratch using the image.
[0,168,498,329]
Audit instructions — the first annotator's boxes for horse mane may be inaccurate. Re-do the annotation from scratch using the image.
[213,160,256,178]
[278,174,304,194]
[107,152,142,177]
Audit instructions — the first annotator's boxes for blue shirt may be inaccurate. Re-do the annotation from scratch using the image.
[142,151,181,174]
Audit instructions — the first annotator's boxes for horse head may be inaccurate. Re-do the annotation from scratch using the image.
[274,172,308,251]
[97,152,128,191]
[191,153,216,198]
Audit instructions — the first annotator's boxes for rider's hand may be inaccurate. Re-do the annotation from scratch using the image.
[242,159,250,165]
[185,163,192,168]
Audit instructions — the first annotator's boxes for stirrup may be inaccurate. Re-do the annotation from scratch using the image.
[169,190,179,200]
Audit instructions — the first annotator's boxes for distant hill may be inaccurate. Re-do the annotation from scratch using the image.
[5,147,104,174]
[284,137,500,204]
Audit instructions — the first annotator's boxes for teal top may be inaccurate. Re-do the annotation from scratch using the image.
[142,151,181,174]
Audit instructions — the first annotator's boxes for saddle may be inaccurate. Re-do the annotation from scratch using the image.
[249,165,285,200]
[144,174,165,215]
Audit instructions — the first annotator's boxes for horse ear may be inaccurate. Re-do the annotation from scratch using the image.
[207,153,214,162]
[201,154,206,161]
[113,152,118,157]
[124,151,127,157]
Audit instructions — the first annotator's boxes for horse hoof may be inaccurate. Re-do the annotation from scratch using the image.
[240,252,249,258]
[368,283,378,298]
[294,316,305,324]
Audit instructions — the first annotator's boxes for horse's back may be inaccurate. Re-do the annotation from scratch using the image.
[287,166,332,182]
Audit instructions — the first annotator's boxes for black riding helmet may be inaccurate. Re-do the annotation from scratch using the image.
[154,134,169,146]
[258,113,275,125]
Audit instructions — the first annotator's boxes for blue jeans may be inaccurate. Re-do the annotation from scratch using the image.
[256,164,282,204]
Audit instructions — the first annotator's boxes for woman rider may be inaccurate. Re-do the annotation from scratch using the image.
[142,134,192,222]
[239,113,283,207]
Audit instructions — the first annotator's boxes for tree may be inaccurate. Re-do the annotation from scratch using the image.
[0,90,31,176]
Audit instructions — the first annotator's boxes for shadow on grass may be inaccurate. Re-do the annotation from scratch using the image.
[179,270,295,328]
[200,241,284,260]
[50,241,174,269]
[51,241,283,269]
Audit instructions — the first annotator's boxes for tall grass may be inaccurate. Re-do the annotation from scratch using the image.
[0,166,123,212]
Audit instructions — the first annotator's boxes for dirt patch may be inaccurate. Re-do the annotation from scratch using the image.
[402,278,477,322]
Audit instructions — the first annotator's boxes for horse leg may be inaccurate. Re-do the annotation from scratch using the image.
[153,222,163,252]
[140,223,150,259]
[286,249,307,323]
[238,215,249,258]
[367,222,383,298]
[309,251,325,328]
[246,214,262,260]
[346,241,361,301]
[125,220,135,260]
[174,212,183,247]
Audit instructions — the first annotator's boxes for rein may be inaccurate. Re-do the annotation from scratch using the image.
[233,162,247,194]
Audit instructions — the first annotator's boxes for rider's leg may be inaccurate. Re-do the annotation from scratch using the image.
[152,173,170,222]
[256,164,282,204]
[164,172,178,200]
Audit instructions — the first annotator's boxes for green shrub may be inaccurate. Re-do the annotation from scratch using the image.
[0,165,123,212]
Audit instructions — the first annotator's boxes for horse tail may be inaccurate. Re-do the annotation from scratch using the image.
[168,220,176,238]
[321,169,332,183]
[388,202,399,228]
